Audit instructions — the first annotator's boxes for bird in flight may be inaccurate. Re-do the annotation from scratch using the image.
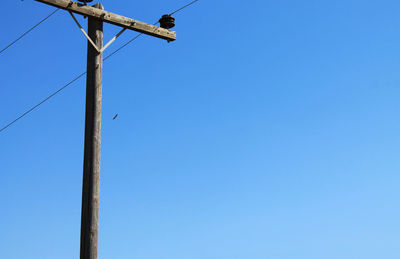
[113,114,118,120]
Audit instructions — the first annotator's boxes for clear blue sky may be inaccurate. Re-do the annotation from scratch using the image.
[1,0,400,258]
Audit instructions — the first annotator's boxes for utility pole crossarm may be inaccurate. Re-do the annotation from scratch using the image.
[35,0,176,41]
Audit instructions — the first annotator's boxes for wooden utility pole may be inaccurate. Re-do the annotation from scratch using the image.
[80,3,103,258]
[34,1,176,258]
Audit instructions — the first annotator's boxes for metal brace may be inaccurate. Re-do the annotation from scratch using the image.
[69,11,127,53]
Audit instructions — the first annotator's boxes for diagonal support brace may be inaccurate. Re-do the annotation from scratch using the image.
[69,11,101,52]
[69,11,127,53]
[100,27,126,52]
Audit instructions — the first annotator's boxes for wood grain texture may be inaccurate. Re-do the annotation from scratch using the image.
[80,3,103,259]
[35,0,176,41]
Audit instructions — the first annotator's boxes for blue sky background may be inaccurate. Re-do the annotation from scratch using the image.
[1,0,400,258]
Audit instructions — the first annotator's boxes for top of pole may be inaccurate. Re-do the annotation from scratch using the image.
[35,0,176,41]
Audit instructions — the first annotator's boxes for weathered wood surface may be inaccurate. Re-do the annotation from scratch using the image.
[35,0,176,41]
[80,3,103,259]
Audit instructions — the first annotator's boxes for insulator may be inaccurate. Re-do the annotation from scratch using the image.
[159,15,175,29]
[78,0,94,3]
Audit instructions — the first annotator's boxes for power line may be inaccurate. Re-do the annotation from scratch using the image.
[0,72,86,133]
[0,8,59,56]
[170,0,199,15]
[0,0,199,134]
[103,33,143,61]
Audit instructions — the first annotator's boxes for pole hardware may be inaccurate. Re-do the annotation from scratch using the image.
[69,11,127,53]
[159,14,175,29]
[35,0,176,41]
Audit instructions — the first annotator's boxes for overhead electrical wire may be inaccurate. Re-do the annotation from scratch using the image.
[0,72,87,133]
[0,0,199,134]
[0,8,59,56]
[169,0,199,15]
